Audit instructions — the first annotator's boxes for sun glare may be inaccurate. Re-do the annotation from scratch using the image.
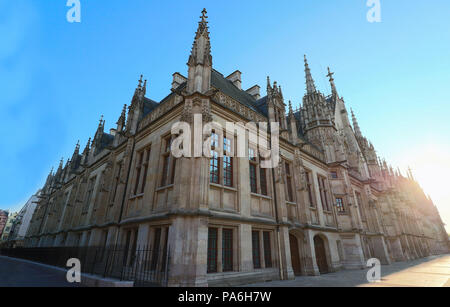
[396,143,450,232]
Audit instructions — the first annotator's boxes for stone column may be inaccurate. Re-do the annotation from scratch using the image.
[372,236,391,265]
[239,224,253,273]
[279,226,295,280]
[303,230,320,276]
[167,216,209,287]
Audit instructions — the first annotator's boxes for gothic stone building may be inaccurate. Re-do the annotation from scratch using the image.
[25,10,449,286]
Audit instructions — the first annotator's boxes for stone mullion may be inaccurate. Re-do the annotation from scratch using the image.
[217,227,223,273]
[259,230,266,269]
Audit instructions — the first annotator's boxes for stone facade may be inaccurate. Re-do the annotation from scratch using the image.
[24,9,450,286]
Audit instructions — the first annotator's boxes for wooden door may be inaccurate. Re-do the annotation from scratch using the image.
[314,235,329,274]
[289,234,302,276]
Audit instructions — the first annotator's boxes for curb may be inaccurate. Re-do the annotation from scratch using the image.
[0,255,134,287]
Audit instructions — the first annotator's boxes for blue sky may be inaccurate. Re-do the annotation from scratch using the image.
[1,0,449,231]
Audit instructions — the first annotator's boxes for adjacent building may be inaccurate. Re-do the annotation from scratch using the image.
[24,9,450,286]
[6,191,40,247]
[1,212,18,242]
[0,210,8,239]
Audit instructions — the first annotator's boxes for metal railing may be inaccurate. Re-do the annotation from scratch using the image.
[0,245,170,287]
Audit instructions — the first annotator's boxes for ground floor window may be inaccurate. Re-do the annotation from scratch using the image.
[207,227,236,273]
[207,228,218,273]
[222,229,233,272]
[252,231,261,269]
[148,226,169,272]
[263,231,273,268]
[151,228,162,270]
[252,229,273,269]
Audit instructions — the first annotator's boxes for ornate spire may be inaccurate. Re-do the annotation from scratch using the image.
[117,104,127,132]
[58,158,64,170]
[408,166,415,181]
[73,140,80,157]
[44,167,54,190]
[69,141,81,171]
[187,8,212,94]
[83,138,91,155]
[142,79,147,96]
[188,8,212,67]
[327,67,338,96]
[131,75,146,105]
[351,108,362,137]
[82,138,91,166]
[138,74,143,89]
[98,115,105,129]
[94,115,105,147]
[288,100,294,115]
[304,55,317,94]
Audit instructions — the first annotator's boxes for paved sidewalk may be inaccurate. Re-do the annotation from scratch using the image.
[244,254,450,287]
[0,256,80,287]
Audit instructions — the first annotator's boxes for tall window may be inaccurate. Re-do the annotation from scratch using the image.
[112,162,123,204]
[249,168,257,194]
[223,138,233,187]
[252,230,273,269]
[83,176,97,214]
[161,137,176,187]
[285,161,294,202]
[151,228,162,270]
[140,147,151,194]
[306,171,315,207]
[222,229,233,272]
[207,227,235,274]
[210,151,220,184]
[252,231,261,269]
[263,232,272,268]
[356,192,366,220]
[209,133,234,187]
[134,151,144,195]
[260,168,268,196]
[336,198,345,213]
[207,228,218,273]
[318,175,331,211]
[249,148,257,193]
[249,147,269,196]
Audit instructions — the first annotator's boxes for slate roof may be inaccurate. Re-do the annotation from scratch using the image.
[142,97,160,118]
[293,111,305,137]
[134,69,323,152]
[95,133,114,154]
[254,96,269,117]
[211,69,265,116]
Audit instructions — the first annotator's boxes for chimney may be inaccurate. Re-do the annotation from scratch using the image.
[246,85,261,100]
[172,72,187,90]
[226,70,242,90]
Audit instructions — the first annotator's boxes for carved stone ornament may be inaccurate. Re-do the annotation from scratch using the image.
[180,100,193,124]
[201,99,213,123]
[294,152,307,191]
